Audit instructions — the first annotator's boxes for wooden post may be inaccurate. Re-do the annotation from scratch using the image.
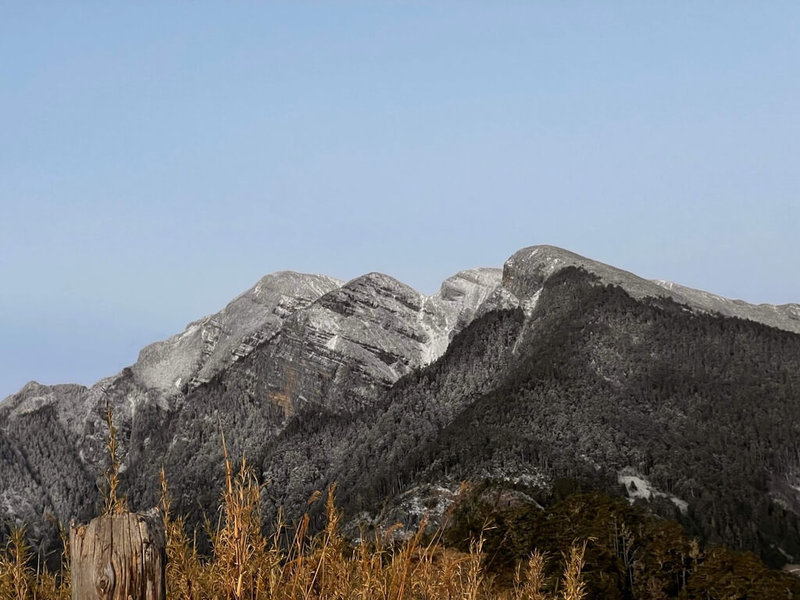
[70,511,165,600]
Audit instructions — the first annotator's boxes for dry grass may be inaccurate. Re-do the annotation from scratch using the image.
[102,400,127,516]
[0,524,70,600]
[1,446,588,600]
[177,442,588,600]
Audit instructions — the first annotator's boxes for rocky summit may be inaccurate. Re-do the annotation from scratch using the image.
[2,245,800,568]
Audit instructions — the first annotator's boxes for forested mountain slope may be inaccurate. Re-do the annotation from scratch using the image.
[242,266,800,566]
[2,245,799,569]
[359,267,800,565]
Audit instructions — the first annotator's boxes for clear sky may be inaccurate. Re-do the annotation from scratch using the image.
[1,2,799,399]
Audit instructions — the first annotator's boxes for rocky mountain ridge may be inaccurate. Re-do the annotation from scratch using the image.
[0,260,507,534]
[2,244,800,567]
[5,245,799,414]
[504,245,800,332]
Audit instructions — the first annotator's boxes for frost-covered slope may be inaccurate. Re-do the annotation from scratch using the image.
[132,272,344,393]
[505,245,800,334]
[165,268,505,418]
[651,279,800,334]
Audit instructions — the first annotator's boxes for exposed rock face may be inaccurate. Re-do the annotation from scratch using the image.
[229,268,506,416]
[651,279,800,334]
[422,268,505,362]
[505,245,800,333]
[503,245,659,300]
[0,381,89,427]
[131,272,343,393]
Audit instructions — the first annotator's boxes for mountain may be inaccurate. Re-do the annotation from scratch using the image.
[2,245,800,568]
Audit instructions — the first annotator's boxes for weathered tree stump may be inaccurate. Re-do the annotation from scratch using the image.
[70,511,165,600]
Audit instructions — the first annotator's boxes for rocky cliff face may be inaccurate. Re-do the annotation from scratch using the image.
[2,245,800,564]
[253,268,504,415]
[131,272,344,394]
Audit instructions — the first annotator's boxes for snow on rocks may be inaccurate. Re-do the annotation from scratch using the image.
[618,469,689,514]
[131,272,343,393]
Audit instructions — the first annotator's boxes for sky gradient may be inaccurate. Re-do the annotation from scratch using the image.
[2,2,799,399]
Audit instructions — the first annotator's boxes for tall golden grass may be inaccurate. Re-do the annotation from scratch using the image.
[152,443,588,600]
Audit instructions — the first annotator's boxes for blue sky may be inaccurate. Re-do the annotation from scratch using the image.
[1,2,799,398]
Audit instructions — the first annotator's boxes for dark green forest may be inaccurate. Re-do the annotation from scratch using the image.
[444,480,800,599]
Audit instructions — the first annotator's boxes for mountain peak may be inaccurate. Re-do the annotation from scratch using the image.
[131,270,342,392]
[250,271,344,301]
[345,271,419,293]
[503,244,653,300]
[504,244,800,334]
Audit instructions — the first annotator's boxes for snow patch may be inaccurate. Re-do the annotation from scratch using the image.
[783,564,800,577]
[417,298,450,365]
[415,270,503,366]
[618,470,688,514]
[522,289,542,317]
[324,334,340,351]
